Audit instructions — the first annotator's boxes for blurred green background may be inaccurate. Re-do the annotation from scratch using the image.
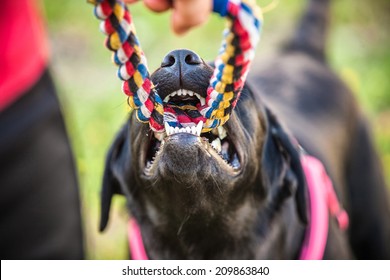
[41,0,390,259]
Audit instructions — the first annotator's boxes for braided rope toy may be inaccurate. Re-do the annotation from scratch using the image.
[88,0,262,133]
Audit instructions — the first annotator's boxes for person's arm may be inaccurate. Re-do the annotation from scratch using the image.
[125,0,212,34]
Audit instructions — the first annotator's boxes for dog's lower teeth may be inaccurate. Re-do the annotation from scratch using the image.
[164,122,171,136]
[212,126,227,140]
[218,126,227,140]
[191,126,196,135]
[163,121,203,137]
[211,138,222,153]
[147,120,240,173]
[196,121,203,136]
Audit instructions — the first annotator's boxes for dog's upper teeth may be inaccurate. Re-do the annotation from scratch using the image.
[211,138,222,153]
[194,93,206,106]
[163,89,205,106]
[163,91,173,102]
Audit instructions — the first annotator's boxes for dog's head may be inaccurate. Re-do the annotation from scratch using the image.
[101,49,307,258]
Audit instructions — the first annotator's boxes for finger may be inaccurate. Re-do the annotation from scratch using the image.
[143,0,172,12]
[171,0,212,35]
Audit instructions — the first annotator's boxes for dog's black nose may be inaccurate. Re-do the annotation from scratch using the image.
[161,49,202,69]
[151,49,212,100]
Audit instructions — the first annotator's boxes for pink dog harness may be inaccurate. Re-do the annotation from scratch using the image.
[127,154,349,260]
[299,155,349,259]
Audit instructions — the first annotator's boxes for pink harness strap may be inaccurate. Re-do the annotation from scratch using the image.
[127,155,349,260]
[127,218,148,260]
[299,155,349,259]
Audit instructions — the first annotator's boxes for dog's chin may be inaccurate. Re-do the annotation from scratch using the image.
[141,126,242,183]
[136,127,244,218]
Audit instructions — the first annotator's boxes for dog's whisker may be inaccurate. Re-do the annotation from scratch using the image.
[177,214,191,237]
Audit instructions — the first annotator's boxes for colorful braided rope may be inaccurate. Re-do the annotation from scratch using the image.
[89,0,262,133]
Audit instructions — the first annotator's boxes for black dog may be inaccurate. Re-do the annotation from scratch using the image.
[100,0,390,259]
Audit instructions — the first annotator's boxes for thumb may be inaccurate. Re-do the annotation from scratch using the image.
[171,0,213,35]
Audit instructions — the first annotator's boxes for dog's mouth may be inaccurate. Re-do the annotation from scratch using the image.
[161,88,206,129]
[143,88,241,176]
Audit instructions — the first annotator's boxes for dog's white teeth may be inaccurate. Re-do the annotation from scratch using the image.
[194,93,206,106]
[163,121,202,137]
[163,91,178,102]
[211,138,222,153]
[164,122,177,136]
[164,89,204,104]
[196,121,203,136]
[165,122,171,136]
[163,91,173,102]
[211,126,228,140]
[218,126,227,140]
[179,127,190,133]
[191,126,197,135]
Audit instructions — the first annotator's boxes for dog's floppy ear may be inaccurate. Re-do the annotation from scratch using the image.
[100,124,129,232]
[266,109,309,225]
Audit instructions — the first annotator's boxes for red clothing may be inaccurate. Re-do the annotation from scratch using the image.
[0,0,49,111]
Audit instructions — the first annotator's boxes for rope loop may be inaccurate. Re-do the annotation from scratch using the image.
[89,0,263,133]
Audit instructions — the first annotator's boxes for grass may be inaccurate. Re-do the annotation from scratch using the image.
[42,0,390,259]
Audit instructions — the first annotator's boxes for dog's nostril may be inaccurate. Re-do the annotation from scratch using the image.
[184,53,202,65]
[161,50,202,69]
[161,55,176,68]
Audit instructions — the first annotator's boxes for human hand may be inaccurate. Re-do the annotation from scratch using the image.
[125,0,213,35]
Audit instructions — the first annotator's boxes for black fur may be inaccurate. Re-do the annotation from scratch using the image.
[100,0,390,259]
